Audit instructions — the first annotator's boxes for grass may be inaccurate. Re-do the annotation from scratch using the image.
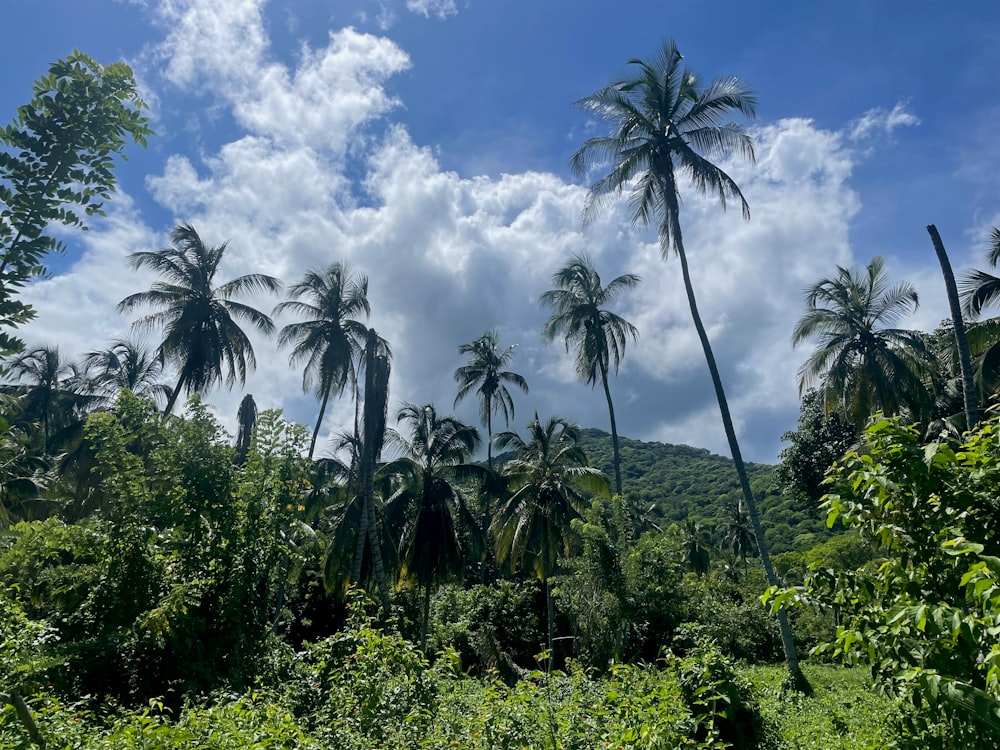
[742,663,896,749]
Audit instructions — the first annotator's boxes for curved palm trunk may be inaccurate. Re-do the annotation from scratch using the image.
[671,217,803,687]
[599,362,623,496]
[162,370,188,416]
[308,387,331,461]
[927,224,980,430]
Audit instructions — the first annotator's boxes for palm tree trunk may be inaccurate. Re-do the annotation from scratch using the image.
[309,387,331,460]
[927,224,980,430]
[421,580,432,654]
[351,495,369,585]
[271,550,291,633]
[365,491,391,617]
[162,370,188,416]
[671,219,804,688]
[481,406,492,585]
[599,363,623,496]
[545,576,555,673]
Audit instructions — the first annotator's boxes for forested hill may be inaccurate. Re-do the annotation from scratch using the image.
[577,428,828,554]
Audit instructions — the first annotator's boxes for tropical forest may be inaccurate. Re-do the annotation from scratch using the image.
[3,35,1000,750]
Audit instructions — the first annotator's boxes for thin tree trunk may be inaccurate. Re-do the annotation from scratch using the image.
[308,387,331,460]
[600,363,623,496]
[162,370,188,416]
[927,224,980,430]
[421,580,432,654]
[481,405,492,584]
[1,689,46,749]
[671,218,804,688]
[545,576,555,673]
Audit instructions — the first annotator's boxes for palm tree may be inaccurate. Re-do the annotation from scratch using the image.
[540,255,638,496]
[274,264,370,459]
[384,403,485,651]
[679,520,712,576]
[454,330,529,470]
[793,255,931,425]
[570,40,804,683]
[493,414,609,669]
[961,227,1000,319]
[81,337,172,406]
[926,224,979,429]
[5,345,91,453]
[117,223,281,415]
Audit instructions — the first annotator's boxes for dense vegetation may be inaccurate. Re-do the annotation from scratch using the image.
[3,43,1000,749]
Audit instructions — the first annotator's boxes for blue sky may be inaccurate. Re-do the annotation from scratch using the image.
[1,0,998,463]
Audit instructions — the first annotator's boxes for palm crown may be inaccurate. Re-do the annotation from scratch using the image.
[118,223,281,414]
[274,263,370,458]
[570,39,756,254]
[792,255,929,424]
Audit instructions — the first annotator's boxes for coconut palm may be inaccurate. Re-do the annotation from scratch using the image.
[961,227,1000,319]
[570,40,804,683]
[793,255,931,426]
[454,330,528,470]
[274,264,370,459]
[5,345,93,453]
[541,255,638,496]
[117,223,281,415]
[926,224,979,429]
[493,414,609,668]
[81,337,172,406]
[384,403,485,651]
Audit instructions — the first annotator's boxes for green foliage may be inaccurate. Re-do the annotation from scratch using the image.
[767,414,1000,747]
[746,663,895,749]
[776,390,858,511]
[0,52,150,357]
[578,429,828,555]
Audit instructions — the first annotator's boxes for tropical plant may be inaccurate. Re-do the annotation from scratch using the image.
[926,224,979,429]
[275,263,370,459]
[0,52,151,357]
[793,255,931,426]
[4,345,93,452]
[679,520,712,576]
[384,403,485,651]
[454,330,528,471]
[571,39,803,684]
[117,223,281,415]
[540,254,638,496]
[81,337,172,405]
[960,226,1000,319]
[493,414,608,667]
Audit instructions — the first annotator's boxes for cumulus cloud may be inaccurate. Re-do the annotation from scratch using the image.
[18,0,935,464]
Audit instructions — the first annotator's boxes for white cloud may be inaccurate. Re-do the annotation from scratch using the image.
[406,0,459,19]
[848,101,921,141]
[17,0,946,465]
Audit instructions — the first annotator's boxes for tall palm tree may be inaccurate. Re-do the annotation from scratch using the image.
[454,330,529,471]
[274,263,370,459]
[117,223,281,415]
[540,255,639,496]
[384,403,485,651]
[793,255,931,426]
[81,337,172,406]
[570,40,804,683]
[926,224,979,429]
[493,414,608,669]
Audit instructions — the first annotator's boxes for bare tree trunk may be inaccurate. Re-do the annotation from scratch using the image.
[927,224,980,430]
[308,387,331,461]
[600,363,623,496]
[671,215,805,690]
[1,689,46,749]
[162,370,188,416]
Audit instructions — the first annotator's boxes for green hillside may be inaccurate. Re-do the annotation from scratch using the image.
[577,428,829,554]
